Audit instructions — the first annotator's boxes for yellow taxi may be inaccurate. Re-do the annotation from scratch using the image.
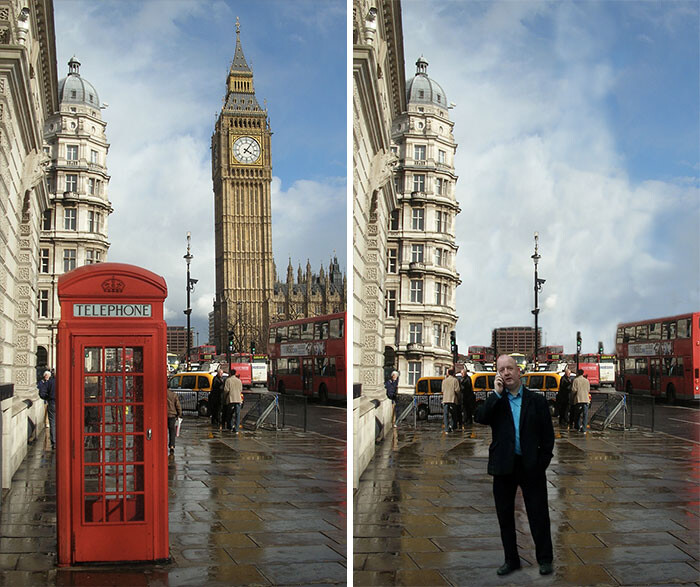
[414,376,445,420]
[168,371,216,416]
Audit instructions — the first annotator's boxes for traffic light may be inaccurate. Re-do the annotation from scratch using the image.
[450,331,456,353]
[250,341,256,354]
[598,340,604,354]
[576,331,582,353]
[228,331,234,352]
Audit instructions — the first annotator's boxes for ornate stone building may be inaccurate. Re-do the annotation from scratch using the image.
[38,57,111,370]
[0,0,57,398]
[212,20,274,355]
[384,56,461,394]
[269,256,346,323]
[352,0,406,398]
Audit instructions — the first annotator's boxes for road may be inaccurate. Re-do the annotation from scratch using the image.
[652,401,700,443]
[306,400,347,441]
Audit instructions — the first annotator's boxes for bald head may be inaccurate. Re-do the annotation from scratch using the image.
[496,354,521,392]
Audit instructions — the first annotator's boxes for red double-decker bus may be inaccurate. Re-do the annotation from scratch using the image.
[579,354,600,387]
[229,353,253,387]
[466,345,495,370]
[188,344,217,365]
[267,312,346,402]
[616,312,700,402]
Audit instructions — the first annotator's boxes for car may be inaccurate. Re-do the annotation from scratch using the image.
[519,371,562,416]
[168,371,216,416]
[414,376,445,420]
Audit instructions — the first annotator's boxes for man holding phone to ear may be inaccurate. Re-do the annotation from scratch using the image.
[475,354,555,576]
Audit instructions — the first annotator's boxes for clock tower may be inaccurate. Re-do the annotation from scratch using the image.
[212,19,274,354]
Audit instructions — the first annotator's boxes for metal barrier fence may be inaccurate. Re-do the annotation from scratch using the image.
[589,391,655,431]
[175,389,308,432]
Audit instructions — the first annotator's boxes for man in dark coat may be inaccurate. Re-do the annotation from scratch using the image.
[556,367,572,426]
[37,370,56,448]
[209,367,225,427]
[460,367,476,426]
[475,354,555,577]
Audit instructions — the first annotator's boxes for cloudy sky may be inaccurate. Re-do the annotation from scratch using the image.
[53,0,346,342]
[401,0,699,353]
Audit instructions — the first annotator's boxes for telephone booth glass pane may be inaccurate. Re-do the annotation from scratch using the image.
[82,344,146,524]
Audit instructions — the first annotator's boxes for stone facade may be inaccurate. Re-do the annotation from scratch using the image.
[212,20,274,355]
[269,257,346,324]
[0,0,57,398]
[37,57,111,370]
[352,0,405,399]
[0,0,58,488]
[385,56,461,394]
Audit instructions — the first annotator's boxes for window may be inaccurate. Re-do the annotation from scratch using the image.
[412,208,424,230]
[677,318,692,338]
[435,248,443,267]
[414,145,426,160]
[434,324,441,347]
[438,150,446,164]
[64,208,77,230]
[40,249,50,273]
[289,324,301,339]
[38,290,49,318]
[91,150,98,164]
[413,174,425,192]
[410,279,423,303]
[300,323,313,341]
[329,318,344,339]
[435,282,448,306]
[387,248,398,273]
[63,249,77,272]
[662,321,677,340]
[389,209,399,231]
[86,249,101,265]
[386,290,397,317]
[409,323,423,344]
[88,178,96,195]
[411,244,424,263]
[436,178,443,195]
[314,321,330,340]
[408,361,422,386]
[66,174,78,193]
[635,358,648,375]
[648,322,662,340]
[89,211,101,233]
[66,145,78,160]
[393,175,402,195]
[436,210,448,232]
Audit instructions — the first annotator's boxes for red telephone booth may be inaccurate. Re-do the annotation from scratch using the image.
[56,263,169,566]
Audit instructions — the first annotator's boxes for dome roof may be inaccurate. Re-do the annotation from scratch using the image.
[406,56,447,108]
[58,57,100,108]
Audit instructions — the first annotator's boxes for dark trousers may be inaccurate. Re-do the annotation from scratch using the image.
[47,401,56,447]
[167,416,177,450]
[453,402,463,429]
[224,403,241,431]
[493,456,553,565]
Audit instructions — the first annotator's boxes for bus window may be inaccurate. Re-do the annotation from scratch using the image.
[319,357,336,376]
[624,326,634,343]
[648,322,662,340]
[288,358,300,375]
[662,321,677,340]
[330,319,341,339]
[289,324,301,340]
[277,326,288,343]
[635,358,648,375]
[635,324,648,340]
[616,328,624,344]
[300,323,313,341]
[624,358,635,373]
[315,321,329,340]
[677,318,691,338]
[268,327,276,344]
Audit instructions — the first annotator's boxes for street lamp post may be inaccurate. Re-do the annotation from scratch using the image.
[531,232,545,368]
[183,232,197,371]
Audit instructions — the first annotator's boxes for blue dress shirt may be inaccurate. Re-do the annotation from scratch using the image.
[496,384,523,455]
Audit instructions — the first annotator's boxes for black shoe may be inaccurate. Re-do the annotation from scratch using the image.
[539,562,553,575]
[497,561,521,576]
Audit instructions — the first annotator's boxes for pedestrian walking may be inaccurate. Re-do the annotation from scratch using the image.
[166,387,182,455]
[441,369,460,433]
[209,367,225,427]
[460,367,476,426]
[384,371,399,428]
[475,354,555,576]
[223,369,244,433]
[556,366,572,426]
[571,369,591,432]
[37,370,56,449]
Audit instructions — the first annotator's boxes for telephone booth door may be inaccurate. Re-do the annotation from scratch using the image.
[72,335,156,562]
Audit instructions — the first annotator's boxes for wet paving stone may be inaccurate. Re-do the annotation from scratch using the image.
[1,417,346,585]
[354,424,700,585]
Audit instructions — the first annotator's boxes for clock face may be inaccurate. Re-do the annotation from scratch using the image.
[232,136,261,164]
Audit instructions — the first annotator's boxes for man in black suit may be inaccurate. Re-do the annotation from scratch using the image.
[475,354,555,576]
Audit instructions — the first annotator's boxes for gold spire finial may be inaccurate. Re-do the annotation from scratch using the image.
[235,16,240,35]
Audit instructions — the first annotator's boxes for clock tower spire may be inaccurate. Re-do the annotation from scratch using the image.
[212,18,274,355]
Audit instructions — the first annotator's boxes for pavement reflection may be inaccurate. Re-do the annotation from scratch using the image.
[354,423,699,586]
[0,417,346,585]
